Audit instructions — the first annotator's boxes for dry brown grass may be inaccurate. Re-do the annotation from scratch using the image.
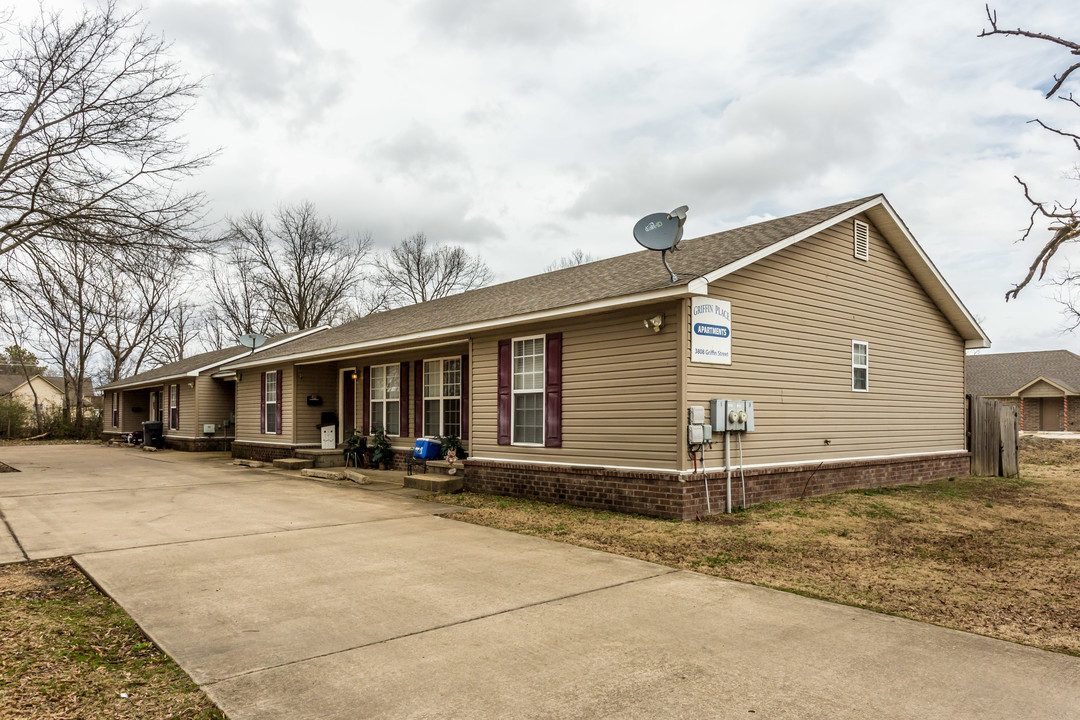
[435,437,1080,655]
[0,558,225,720]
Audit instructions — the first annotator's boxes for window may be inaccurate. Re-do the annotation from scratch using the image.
[853,220,869,261]
[512,337,545,444]
[370,364,401,435]
[168,385,179,430]
[264,372,277,433]
[423,358,461,437]
[852,341,869,392]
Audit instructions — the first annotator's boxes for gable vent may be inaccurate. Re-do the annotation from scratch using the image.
[853,220,869,260]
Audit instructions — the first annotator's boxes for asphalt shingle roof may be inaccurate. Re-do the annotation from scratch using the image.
[100,328,320,390]
[966,350,1080,396]
[236,195,879,366]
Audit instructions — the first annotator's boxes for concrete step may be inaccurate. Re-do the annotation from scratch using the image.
[420,459,466,478]
[273,457,314,470]
[300,468,371,485]
[403,473,463,494]
[295,448,345,468]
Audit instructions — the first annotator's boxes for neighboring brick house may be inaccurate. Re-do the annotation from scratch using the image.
[216,194,989,518]
[966,350,1080,432]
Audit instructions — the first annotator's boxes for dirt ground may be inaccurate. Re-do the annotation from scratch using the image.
[436,435,1080,656]
[0,558,225,720]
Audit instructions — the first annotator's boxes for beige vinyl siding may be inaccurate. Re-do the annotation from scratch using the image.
[196,376,236,437]
[162,382,197,437]
[295,363,339,444]
[1018,380,1066,398]
[688,214,966,467]
[119,388,150,432]
[471,303,680,469]
[235,365,294,443]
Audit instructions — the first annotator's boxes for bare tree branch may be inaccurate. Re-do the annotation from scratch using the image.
[0,1,212,264]
[371,232,491,307]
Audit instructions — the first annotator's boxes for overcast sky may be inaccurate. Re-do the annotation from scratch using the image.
[29,0,1080,353]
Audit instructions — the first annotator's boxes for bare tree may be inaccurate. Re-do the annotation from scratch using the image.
[96,246,186,382]
[10,240,106,435]
[980,6,1080,302]
[545,248,595,272]
[0,1,210,263]
[372,232,492,307]
[153,300,201,364]
[217,202,370,334]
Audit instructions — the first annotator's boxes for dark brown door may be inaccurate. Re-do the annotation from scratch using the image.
[342,370,356,441]
[1041,398,1064,431]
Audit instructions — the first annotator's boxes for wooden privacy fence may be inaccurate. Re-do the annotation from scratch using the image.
[967,395,1019,478]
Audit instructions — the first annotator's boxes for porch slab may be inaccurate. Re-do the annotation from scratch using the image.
[294,449,345,468]
[404,473,464,494]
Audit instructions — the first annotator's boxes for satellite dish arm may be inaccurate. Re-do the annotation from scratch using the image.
[661,249,678,284]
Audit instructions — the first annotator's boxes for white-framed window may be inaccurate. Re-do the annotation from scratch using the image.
[264,372,277,433]
[423,357,461,437]
[168,384,179,430]
[853,219,869,261]
[370,364,401,436]
[852,340,869,392]
[512,336,545,445]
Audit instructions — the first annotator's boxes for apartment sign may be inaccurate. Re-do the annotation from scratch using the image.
[691,297,732,365]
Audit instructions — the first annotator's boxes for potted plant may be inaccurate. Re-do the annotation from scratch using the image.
[437,434,468,463]
[370,429,393,470]
[342,430,367,467]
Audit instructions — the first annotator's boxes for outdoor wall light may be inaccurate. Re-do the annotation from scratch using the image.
[644,313,666,333]
[351,371,358,380]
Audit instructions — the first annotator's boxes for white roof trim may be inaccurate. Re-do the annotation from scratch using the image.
[222,284,706,370]
[700,195,991,349]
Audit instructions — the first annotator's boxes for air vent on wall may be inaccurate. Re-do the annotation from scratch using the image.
[853,220,869,261]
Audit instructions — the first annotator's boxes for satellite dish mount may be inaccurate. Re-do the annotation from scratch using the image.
[238,333,267,355]
[633,205,688,283]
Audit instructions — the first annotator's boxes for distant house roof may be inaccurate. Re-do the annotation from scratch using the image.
[100,327,329,391]
[967,350,1080,397]
[0,374,94,406]
[224,194,989,370]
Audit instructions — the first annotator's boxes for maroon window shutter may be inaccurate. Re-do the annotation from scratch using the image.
[497,339,511,445]
[275,370,283,435]
[544,333,562,447]
[400,361,410,436]
[362,366,371,434]
[260,373,266,433]
[460,354,469,440]
[414,361,423,437]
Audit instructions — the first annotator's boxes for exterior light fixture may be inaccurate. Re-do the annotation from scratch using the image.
[644,313,666,333]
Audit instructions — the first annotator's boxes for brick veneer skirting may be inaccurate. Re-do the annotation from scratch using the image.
[464,452,971,521]
[164,436,232,452]
[231,442,298,462]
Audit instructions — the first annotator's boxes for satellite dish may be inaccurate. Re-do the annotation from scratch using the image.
[633,205,689,282]
[239,333,267,354]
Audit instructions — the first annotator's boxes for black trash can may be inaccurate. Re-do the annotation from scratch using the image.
[142,421,164,449]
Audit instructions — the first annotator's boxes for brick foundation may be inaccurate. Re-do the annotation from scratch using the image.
[231,442,298,462]
[464,452,971,521]
[164,436,232,452]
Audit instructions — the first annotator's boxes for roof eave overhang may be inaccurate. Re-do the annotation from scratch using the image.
[698,195,992,350]
[221,283,709,370]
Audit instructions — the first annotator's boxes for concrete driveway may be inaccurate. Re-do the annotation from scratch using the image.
[1,445,1077,719]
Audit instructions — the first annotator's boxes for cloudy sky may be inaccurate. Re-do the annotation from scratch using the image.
[30,0,1080,353]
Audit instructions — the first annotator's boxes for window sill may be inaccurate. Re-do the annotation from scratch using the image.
[511,442,545,448]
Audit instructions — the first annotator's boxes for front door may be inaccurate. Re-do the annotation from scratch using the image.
[1041,397,1064,431]
[340,369,356,443]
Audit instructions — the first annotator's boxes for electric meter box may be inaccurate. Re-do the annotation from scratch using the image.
[710,399,726,432]
[711,399,755,432]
